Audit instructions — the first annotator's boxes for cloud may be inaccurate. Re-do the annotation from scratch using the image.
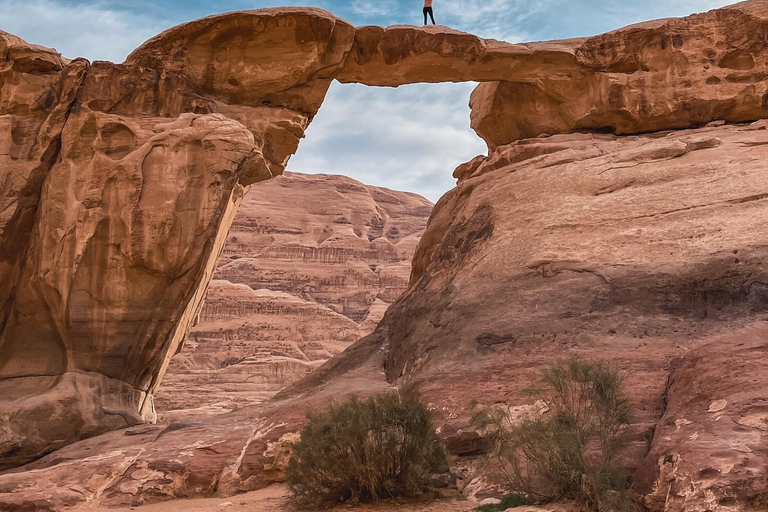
[0,0,167,62]
[438,0,557,42]
[507,0,738,41]
[351,0,398,18]
[287,82,486,202]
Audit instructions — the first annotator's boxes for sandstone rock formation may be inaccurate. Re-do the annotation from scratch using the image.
[469,3,768,150]
[636,325,768,512]
[389,122,768,510]
[4,2,768,511]
[0,9,355,471]
[155,172,431,419]
[3,116,768,512]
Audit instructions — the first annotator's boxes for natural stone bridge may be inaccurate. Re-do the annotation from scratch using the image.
[4,1,768,472]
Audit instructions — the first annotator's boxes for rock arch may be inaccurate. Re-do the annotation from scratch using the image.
[4,1,768,470]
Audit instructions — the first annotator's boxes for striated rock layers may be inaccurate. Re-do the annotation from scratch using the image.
[155,172,431,419]
[3,1,768,511]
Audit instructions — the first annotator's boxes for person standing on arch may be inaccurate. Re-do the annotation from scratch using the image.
[423,0,436,25]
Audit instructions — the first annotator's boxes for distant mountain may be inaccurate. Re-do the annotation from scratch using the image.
[154,172,433,420]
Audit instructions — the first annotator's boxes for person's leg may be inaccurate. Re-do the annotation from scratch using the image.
[423,7,428,25]
[428,7,435,24]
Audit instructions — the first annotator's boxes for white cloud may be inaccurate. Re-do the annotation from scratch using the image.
[287,82,486,202]
[438,0,557,42]
[0,0,166,62]
[351,0,398,18]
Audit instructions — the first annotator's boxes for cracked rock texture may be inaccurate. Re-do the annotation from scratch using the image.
[291,123,768,512]
[154,172,431,420]
[3,2,768,511]
[636,326,768,512]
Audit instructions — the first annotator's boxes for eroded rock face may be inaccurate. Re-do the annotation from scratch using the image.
[155,172,431,419]
[635,326,768,512]
[0,10,356,470]
[385,122,768,510]
[4,120,768,512]
[0,31,85,351]
[470,1,768,150]
[124,8,354,121]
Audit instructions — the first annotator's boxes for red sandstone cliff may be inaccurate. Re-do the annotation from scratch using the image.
[155,172,431,419]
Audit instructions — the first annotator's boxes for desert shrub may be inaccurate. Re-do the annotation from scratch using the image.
[287,393,449,507]
[472,358,635,511]
[475,493,535,511]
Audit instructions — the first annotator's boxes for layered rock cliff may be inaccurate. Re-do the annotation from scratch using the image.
[155,172,431,419]
[3,2,768,511]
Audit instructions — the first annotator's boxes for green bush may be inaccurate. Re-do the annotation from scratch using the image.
[287,393,449,507]
[472,358,635,511]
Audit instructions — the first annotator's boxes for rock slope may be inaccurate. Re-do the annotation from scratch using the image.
[389,122,768,511]
[155,172,431,419]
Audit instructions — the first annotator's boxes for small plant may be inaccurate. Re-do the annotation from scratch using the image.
[472,358,635,511]
[475,493,535,511]
[287,393,449,507]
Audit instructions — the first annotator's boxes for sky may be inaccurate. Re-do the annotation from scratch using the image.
[0,0,735,201]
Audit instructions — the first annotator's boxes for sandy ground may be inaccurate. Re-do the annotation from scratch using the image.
[83,485,482,512]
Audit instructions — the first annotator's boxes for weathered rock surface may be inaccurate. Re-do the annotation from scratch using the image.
[0,10,354,470]
[381,121,768,510]
[155,172,431,419]
[4,2,768,511]
[470,1,768,150]
[636,325,768,512]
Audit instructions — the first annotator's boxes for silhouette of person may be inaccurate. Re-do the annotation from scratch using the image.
[423,0,435,25]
